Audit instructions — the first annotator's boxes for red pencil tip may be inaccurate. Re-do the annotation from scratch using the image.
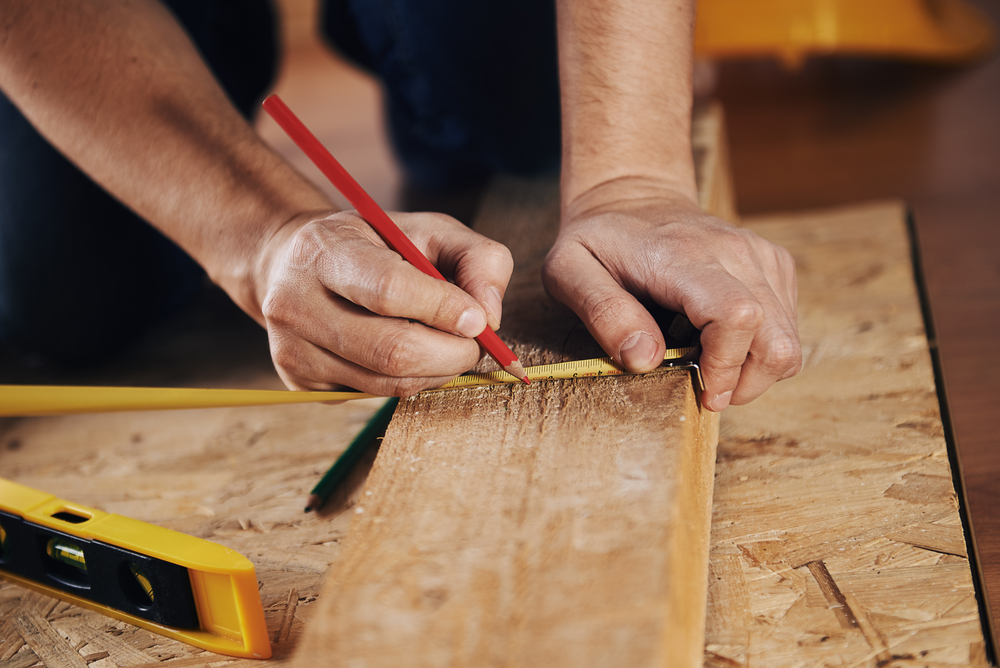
[505,360,529,384]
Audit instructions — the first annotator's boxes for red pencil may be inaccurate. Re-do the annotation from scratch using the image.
[262,94,528,384]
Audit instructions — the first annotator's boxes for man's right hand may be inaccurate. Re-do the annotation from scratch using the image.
[0,0,514,396]
[251,209,514,396]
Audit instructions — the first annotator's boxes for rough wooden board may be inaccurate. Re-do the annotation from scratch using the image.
[704,201,987,667]
[295,372,715,667]
[287,107,732,668]
[693,102,738,226]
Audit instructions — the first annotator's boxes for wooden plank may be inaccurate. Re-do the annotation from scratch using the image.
[704,201,987,667]
[289,108,731,667]
[293,373,715,667]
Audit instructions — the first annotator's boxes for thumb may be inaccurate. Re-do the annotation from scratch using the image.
[543,245,665,372]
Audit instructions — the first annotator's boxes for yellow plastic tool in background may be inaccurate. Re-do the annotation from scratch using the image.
[0,479,271,659]
[695,0,996,68]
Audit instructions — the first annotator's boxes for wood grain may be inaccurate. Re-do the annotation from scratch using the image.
[294,373,714,667]
[705,202,987,666]
[289,108,730,667]
[5,199,982,667]
[713,2,1000,640]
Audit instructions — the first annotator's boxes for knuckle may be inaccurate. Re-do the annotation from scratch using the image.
[542,242,575,279]
[368,326,414,377]
[701,349,744,374]
[772,244,798,278]
[429,294,454,328]
[369,271,415,316]
[481,239,514,272]
[776,243,796,268]
[288,224,325,269]
[388,376,428,398]
[261,285,296,327]
[756,333,803,376]
[721,298,765,332]
[268,333,303,376]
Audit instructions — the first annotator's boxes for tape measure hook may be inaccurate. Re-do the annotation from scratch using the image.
[663,347,705,395]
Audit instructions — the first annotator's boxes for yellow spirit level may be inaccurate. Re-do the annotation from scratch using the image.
[0,478,271,658]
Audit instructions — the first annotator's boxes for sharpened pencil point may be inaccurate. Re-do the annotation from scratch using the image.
[505,360,529,384]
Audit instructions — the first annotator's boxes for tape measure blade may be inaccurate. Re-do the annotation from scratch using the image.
[440,347,694,389]
[0,386,373,416]
[0,347,696,414]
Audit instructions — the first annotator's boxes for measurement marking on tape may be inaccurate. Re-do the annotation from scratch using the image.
[434,347,697,391]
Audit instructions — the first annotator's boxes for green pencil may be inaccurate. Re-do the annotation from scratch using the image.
[304,397,399,513]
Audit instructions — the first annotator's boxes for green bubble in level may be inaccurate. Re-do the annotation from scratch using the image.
[46,537,87,570]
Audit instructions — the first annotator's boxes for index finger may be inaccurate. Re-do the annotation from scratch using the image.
[682,268,800,410]
[693,282,763,412]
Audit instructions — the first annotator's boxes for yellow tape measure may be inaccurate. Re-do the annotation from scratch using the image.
[436,346,699,390]
[0,348,699,417]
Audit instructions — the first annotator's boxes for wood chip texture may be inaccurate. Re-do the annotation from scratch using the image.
[704,202,988,667]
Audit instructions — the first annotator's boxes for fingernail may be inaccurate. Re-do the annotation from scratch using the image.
[484,287,503,326]
[457,308,487,338]
[708,391,732,412]
[619,333,658,371]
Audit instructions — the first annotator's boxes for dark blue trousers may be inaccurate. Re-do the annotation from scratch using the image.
[0,0,559,366]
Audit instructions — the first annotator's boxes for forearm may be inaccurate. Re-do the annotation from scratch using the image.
[0,0,331,318]
[556,0,698,215]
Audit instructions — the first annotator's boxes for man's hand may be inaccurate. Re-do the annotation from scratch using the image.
[543,184,800,411]
[252,209,513,396]
[0,0,514,396]
[554,0,801,409]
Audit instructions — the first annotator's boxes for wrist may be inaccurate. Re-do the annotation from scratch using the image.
[560,174,700,224]
[204,200,333,325]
